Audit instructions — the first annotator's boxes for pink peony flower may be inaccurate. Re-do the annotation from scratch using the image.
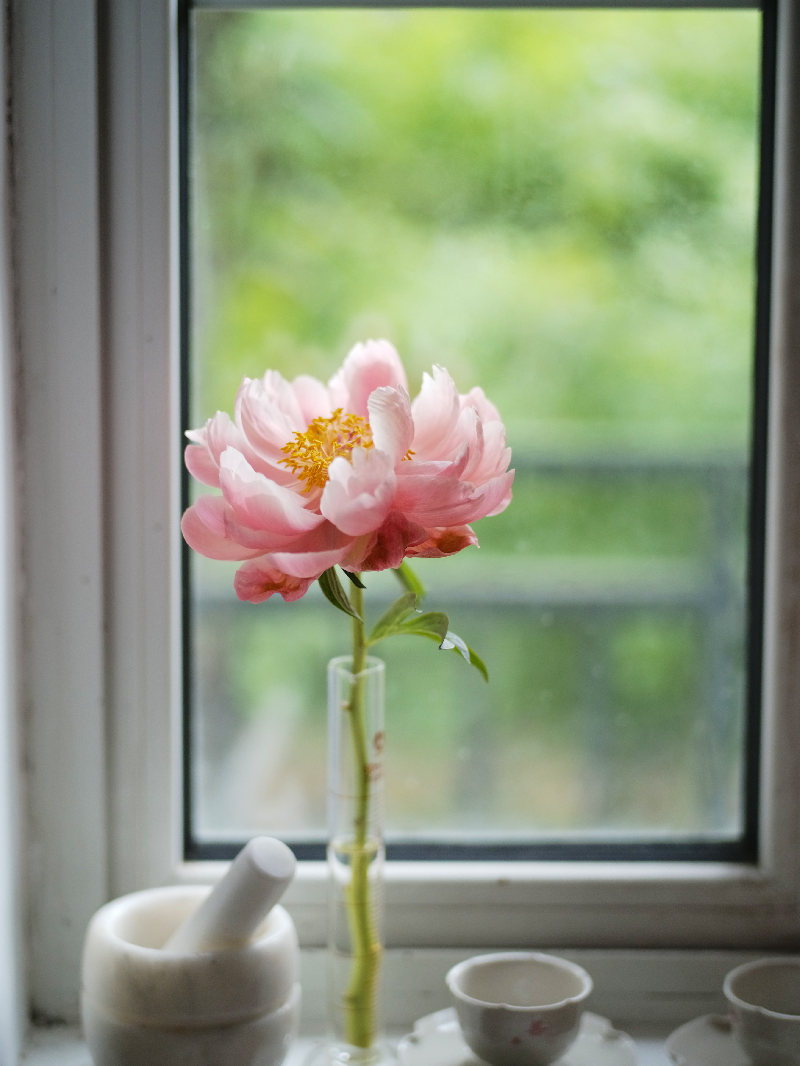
[182,340,513,603]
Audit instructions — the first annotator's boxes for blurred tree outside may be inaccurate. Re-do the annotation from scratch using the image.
[188,9,760,845]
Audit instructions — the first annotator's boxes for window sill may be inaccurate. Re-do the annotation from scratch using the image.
[24,946,762,1065]
[22,1028,671,1066]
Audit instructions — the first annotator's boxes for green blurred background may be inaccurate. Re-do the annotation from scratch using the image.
[188,8,760,845]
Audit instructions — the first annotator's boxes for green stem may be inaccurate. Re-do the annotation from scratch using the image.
[342,579,382,1049]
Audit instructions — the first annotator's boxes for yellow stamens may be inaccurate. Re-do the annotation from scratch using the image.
[279,408,373,492]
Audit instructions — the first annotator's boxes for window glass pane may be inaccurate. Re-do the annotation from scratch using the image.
[187,8,762,850]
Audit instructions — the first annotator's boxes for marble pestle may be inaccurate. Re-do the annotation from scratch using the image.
[165,836,297,954]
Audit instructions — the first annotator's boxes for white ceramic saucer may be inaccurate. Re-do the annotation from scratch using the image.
[665,1014,750,1065]
[398,1007,637,1066]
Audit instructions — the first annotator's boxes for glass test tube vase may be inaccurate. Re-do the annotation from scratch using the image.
[327,655,390,1066]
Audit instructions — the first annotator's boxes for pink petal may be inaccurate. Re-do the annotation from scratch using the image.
[367,386,414,465]
[394,456,463,478]
[267,545,353,579]
[234,375,304,469]
[241,520,356,579]
[184,412,244,488]
[234,560,314,604]
[205,411,251,467]
[423,403,482,467]
[261,369,306,425]
[469,420,512,485]
[201,410,296,488]
[484,472,514,517]
[460,386,500,424]
[394,470,514,527]
[393,441,471,482]
[320,447,396,536]
[292,374,332,424]
[281,519,355,553]
[410,366,460,461]
[332,339,409,419]
[407,524,479,558]
[184,442,221,488]
[219,448,324,536]
[470,471,515,522]
[452,408,484,482]
[181,502,264,562]
[193,495,305,553]
[393,472,472,521]
[357,512,428,572]
[327,368,349,412]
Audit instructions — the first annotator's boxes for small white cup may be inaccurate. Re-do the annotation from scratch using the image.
[446,952,593,1066]
[724,957,800,1065]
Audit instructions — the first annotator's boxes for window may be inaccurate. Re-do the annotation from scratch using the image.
[184,5,773,864]
[10,0,800,1030]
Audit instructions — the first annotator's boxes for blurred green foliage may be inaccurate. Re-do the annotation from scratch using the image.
[193,9,758,449]
[189,9,760,840]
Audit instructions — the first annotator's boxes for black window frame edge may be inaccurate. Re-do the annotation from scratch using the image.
[179,0,777,865]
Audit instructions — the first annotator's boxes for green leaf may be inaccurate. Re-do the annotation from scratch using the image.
[367,602,489,680]
[394,561,425,601]
[398,611,450,643]
[366,592,418,645]
[441,630,489,683]
[342,570,366,589]
[318,567,362,621]
[367,602,450,647]
[405,625,488,682]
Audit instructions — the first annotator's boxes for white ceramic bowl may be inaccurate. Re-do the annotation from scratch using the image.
[446,952,593,1066]
[81,885,300,1066]
[724,957,800,1065]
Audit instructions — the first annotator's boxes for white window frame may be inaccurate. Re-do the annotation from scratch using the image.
[5,0,800,1036]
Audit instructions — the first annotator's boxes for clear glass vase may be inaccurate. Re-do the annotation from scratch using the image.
[327,654,389,1066]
